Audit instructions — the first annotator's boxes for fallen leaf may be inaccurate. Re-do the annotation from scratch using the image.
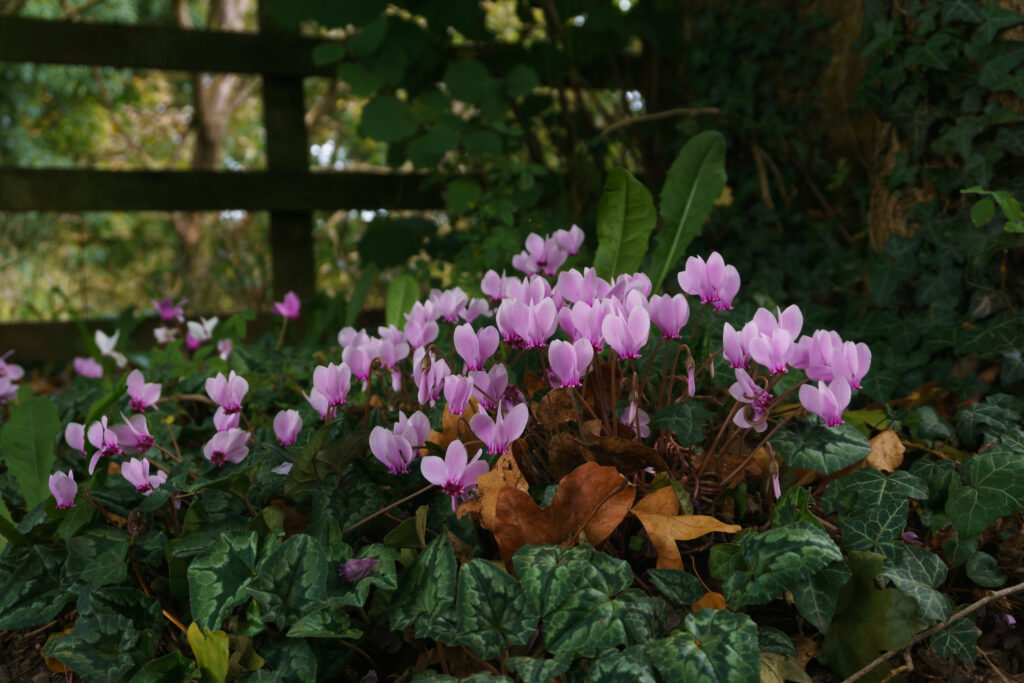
[631,487,742,569]
[692,591,727,610]
[532,388,577,428]
[524,370,547,398]
[866,429,905,472]
[547,432,592,479]
[760,652,813,683]
[587,434,670,473]
[492,462,635,568]
[427,398,478,450]
[457,451,529,529]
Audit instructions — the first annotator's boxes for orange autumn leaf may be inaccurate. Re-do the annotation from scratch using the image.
[631,487,742,570]
[456,450,529,529]
[492,462,635,568]
[866,428,905,472]
[692,591,728,611]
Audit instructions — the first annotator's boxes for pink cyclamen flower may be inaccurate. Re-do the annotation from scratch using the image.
[601,307,651,359]
[186,317,218,347]
[218,339,232,361]
[205,370,248,414]
[460,298,491,323]
[470,402,529,455]
[394,410,430,449]
[481,270,506,302]
[412,348,450,406]
[0,351,25,381]
[729,369,772,433]
[496,298,558,349]
[65,422,86,453]
[73,357,103,379]
[403,317,439,350]
[0,378,15,405]
[753,305,803,341]
[213,407,240,431]
[342,342,378,381]
[749,328,795,375]
[127,369,161,412]
[112,413,155,454]
[722,321,759,369]
[369,426,415,474]
[311,362,352,416]
[553,224,585,255]
[558,300,612,349]
[648,294,690,340]
[619,402,651,438]
[274,291,301,319]
[377,339,410,369]
[548,339,594,388]
[86,416,122,474]
[799,378,852,427]
[121,457,166,495]
[444,375,474,415]
[554,267,609,307]
[154,326,178,345]
[49,471,77,509]
[152,298,186,323]
[337,327,369,349]
[273,409,302,446]
[431,287,469,322]
[790,329,842,380]
[453,324,500,372]
[677,252,741,311]
[203,428,250,466]
[420,439,490,511]
[832,341,871,390]
[304,389,330,420]
[470,364,509,412]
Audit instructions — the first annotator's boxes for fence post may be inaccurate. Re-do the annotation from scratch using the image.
[258,0,315,301]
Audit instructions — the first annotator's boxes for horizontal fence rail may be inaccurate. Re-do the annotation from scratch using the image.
[0,169,445,212]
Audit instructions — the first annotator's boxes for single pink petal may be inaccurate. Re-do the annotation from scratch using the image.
[420,456,448,487]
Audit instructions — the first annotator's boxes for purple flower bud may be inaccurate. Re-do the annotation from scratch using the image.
[339,557,379,583]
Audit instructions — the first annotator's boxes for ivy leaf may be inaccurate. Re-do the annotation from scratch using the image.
[965,551,1005,587]
[359,96,416,143]
[187,531,261,630]
[823,468,929,514]
[455,559,538,660]
[946,448,1024,536]
[649,130,728,291]
[955,394,1022,444]
[820,552,927,680]
[715,522,843,609]
[791,560,852,634]
[390,533,457,635]
[0,395,60,511]
[772,419,871,475]
[646,610,760,683]
[930,618,980,663]
[839,498,909,553]
[651,401,713,447]
[758,626,796,655]
[880,545,951,620]
[594,167,657,279]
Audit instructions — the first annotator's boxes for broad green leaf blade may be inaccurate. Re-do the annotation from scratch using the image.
[390,533,457,633]
[646,568,704,606]
[127,651,196,683]
[965,550,1005,587]
[649,130,727,291]
[513,545,599,618]
[385,274,420,328]
[187,623,229,683]
[945,448,1024,536]
[0,395,60,510]
[758,626,796,655]
[594,167,657,279]
[246,534,329,631]
[47,612,158,682]
[344,265,379,327]
[880,545,951,620]
[647,610,760,683]
[187,531,261,630]
[0,545,75,629]
[65,526,131,587]
[717,522,843,609]
[359,95,416,142]
[505,656,570,683]
[456,559,538,660]
[543,587,665,658]
[650,401,713,447]
[929,618,980,663]
[838,498,910,553]
[773,420,871,475]
[791,560,852,634]
[820,552,927,680]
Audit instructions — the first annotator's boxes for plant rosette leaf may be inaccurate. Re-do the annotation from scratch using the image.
[646,568,705,606]
[650,401,713,447]
[245,534,331,632]
[455,558,538,660]
[711,522,842,609]
[390,533,458,637]
[772,418,871,475]
[791,560,852,634]
[0,545,76,630]
[187,530,263,630]
[930,617,980,663]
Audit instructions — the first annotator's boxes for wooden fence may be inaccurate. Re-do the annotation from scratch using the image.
[0,7,446,359]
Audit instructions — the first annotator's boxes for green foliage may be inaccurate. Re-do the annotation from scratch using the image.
[594,168,657,279]
[385,274,420,328]
[649,131,728,291]
[650,401,712,447]
[772,419,872,475]
[455,559,537,660]
[0,395,60,510]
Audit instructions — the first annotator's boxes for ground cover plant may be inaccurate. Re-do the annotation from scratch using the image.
[1,132,1023,683]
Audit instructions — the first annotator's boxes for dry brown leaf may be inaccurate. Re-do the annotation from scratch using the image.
[631,488,742,570]
[587,434,670,473]
[524,370,547,398]
[866,428,905,472]
[692,591,727,611]
[547,432,592,479]
[456,451,529,529]
[427,398,478,450]
[532,388,577,428]
[492,462,635,568]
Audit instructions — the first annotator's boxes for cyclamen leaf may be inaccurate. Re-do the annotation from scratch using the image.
[648,610,760,683]
[930,618,980,663]
[0,395,60,511]
[542,587,665,658]
[646,568,704,606]
[790,560,851,634]
[945,448,1024,536]
[649,130,728,291]
[505,656,570,683]
[772,420,871,475]
[839,498,910,553]
[0,545,74,630]
[455,559,538,660]
[390,533,457,634]
[758,626,796,655]
[247,534,330,631]
[650,401,713,447]
[187,531,261,630]
[594,167,657,279]
[965,551,1005,587]
[880,545,951,620]
[65,526,131,588]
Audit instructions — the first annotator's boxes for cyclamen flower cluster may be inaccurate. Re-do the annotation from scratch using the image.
[0,350,24,405]
[511,225,585,276]
[369,410,429,474]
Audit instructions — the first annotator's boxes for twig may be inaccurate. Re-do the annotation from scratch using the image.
[842,580,1024,682]
[335,638,379,671]
[977,646,1012,683]
[343,484,434,535]
[165,423,182,461]
[601,107,721,136]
